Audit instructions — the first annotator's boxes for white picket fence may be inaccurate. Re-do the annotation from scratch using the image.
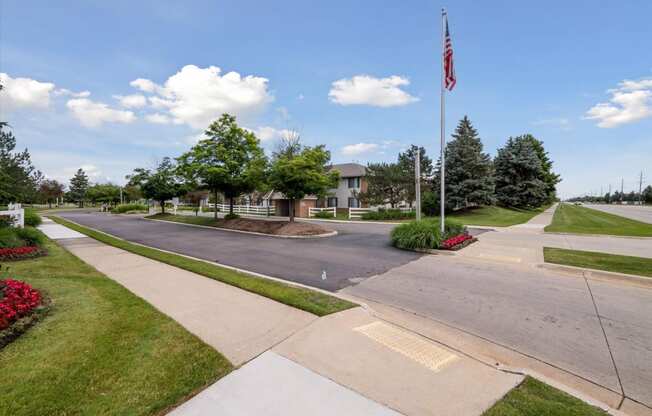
[0,203,25,228]
[308,207,336,218]
[207,203,275,216]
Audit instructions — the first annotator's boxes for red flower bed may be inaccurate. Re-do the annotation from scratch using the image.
[440,233,476,250]
[0,246,43,261]
[0,279,42,331]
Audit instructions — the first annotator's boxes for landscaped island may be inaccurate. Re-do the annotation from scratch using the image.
[147,213,334,237]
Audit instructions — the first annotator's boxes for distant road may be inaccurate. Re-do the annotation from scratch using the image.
[584,204,652,224]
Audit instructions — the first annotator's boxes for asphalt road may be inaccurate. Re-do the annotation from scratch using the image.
[343,255,652,408]
[56,212,422,291]
[584,204,652,224]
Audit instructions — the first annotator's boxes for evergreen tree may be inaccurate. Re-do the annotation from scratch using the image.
[0,125,41,204]
[440,116,495,210]
[520,135,561,202]
[68,168,90,207]
[494,136,547,208]
[357,162,406,208]
[643,185,652,204]
[397,145,433,206]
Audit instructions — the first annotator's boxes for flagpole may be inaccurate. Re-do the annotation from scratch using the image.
[440,8,446,234]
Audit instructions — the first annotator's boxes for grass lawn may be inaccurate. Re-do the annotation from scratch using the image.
[445,205,549,227]
[545,203,652,237]
[483,376,608,416]
[49,216,356,316]
[544,247,652,278]
[0,236,232,416]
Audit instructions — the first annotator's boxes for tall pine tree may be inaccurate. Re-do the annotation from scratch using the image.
[438,116,495,210]
[494,136,547,208]
[520,135,560,203]
[69,168,90,207]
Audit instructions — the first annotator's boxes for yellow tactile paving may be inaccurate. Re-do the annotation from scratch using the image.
[354,321,458,373]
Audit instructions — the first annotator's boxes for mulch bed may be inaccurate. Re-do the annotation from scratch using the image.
[214,218,332,236]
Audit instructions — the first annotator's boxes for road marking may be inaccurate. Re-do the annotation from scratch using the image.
[354,321,458,372]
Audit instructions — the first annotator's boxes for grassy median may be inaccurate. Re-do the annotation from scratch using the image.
[49,216,356,316]
[544,247,652,278]
[483,376,608,416]
[0,236,232,416]
[545,203,652,237]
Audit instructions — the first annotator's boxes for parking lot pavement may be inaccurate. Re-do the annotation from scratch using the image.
[55,211,422,291]
[584,204,652,224]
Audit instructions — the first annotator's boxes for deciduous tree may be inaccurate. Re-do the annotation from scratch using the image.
[176,114,267,218]
[39,179,65,208]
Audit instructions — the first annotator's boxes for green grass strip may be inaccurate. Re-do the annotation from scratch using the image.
[544,247,652,278]
[446,205,549,227]
[545,203,652,237]
[483,376,609,416]
[0,235,232,416]
[49,216,357,316]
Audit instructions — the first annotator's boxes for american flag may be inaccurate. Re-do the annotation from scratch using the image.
[443,13,456,91]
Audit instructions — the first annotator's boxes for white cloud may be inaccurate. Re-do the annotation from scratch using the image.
[329,75,418,107]
[341,142,380,156]
[54,88,91,98]
[0,72,55,110]
[66,98,136,128]
[251,126,293,142]
[129,65,273,129]
[130,78,162,94]
[585,77,652,128]
[145,113,172,124]
[114,94,147,108]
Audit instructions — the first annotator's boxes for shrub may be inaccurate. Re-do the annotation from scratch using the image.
[421,191,439,217]
[0,246,45,261]
[314,211,335,219]
[0,215,15,228]
[15,228,45,246]
[362,208,415,221]
[24,209,42,227]
[224,213,240,220]
[112,203,148,214]
[391,219,465,250]
[0,279,48,347]
[0,227,44,248]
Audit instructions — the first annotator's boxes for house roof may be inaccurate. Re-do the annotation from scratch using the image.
[329,163,366,178]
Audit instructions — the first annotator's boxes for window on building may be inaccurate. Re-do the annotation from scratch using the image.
[327,197,338,207]
[347,177,360,188]
[348,197,360,208]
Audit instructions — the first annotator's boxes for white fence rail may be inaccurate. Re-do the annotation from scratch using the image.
[206,203,275,216]
[0,203,25,228]
[348,207,371,219]
[308,207,336,218]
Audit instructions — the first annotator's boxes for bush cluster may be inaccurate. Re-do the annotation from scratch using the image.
[391,219,465,250]
[314,211,335,219]
[362,209,415,221]
[112,203,148,214]
[24,209,42,227]
[0,227,44,248]
[224,213,240,220]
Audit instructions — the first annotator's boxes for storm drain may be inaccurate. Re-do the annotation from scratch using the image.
[354,321,458,373]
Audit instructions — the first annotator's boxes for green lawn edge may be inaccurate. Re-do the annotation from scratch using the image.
[0,233,232,416]
[544,247,652,278]
[545,203,652,237]
[483,376,609,416]
[49,215,357,316]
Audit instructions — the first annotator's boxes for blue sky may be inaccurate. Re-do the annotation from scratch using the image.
[1,0,651,198]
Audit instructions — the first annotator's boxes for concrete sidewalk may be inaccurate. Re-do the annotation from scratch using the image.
[459,204,652,264]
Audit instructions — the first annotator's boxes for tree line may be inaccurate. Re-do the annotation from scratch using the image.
[358,116,561,213]
[568,188,652,205]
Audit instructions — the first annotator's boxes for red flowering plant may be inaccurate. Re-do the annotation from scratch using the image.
[0,278,48,347]
[0,246,43,261]
[440,233,477,251]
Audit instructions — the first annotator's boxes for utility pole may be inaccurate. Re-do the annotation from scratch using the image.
[415,151,421,221]
[639,171,644,206]
[621,178,624,204]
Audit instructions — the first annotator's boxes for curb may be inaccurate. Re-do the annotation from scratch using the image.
[143,217,338,239]
[537,263,652,288]
[413,248,458,256]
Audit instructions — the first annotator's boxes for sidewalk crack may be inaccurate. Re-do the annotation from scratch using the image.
[582,273,626,408]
